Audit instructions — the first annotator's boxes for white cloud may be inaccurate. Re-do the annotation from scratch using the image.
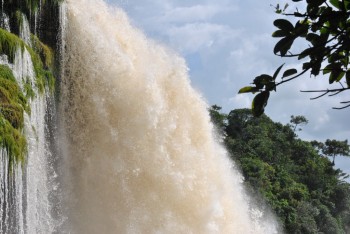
[111,1,238,56]
[167,23,238,54]
[157,4,237,24]
[229,94,252,109]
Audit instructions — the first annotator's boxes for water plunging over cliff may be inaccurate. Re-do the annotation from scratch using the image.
[0,14,59,233]
[59,0,279,233]
[0,0,280,233]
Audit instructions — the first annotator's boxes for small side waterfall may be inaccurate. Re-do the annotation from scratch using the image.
[0,0,10,32]
[0,12,60,234]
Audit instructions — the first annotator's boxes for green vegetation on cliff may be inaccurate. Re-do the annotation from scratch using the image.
[0,64,27,166]
[0,29,55,166]
[210,106,350,234]
[0,1,59,167]
[0,28,55,92]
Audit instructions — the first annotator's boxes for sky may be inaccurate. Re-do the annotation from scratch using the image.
[105,0,350,175]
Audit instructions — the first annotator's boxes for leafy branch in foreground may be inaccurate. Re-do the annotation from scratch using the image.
[239,0,350,116]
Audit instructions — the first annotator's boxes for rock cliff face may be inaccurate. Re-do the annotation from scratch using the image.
[0,1,61,233]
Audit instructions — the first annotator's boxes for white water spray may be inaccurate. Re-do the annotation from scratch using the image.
[59,0,280,233]
[19,14,32,46]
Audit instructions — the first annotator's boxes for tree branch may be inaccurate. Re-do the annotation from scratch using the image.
[300,87,350,94]
[277,68,310,86]
[301,87,350,101]
[300,88,350,109]
[333,103,350,109]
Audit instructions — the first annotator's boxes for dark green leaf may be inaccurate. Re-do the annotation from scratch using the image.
[329,69,345,84]
[252,91,270,117]
[254,74,273,89]
[273,64,284,80]
[341,56,349,67]
[320,23,330,35]
[265,82,276,92]
[328,53,341,63]
[274,36,295,56]
[330,0,340,9]
[307,5,320,19]
[324,63,341,76]
[294,21,309,37]
[302,62,312,70]
[272,30,290,38]
[336,71,345,82]
[306,33,320,45]
[238,86,259,94]
[308,0,327,7]
[311,62,322,76]
[318,32,329,44]
[298,48,313,60]
[345,1,350,10]
[274,19,294,32]
[323,64,333,75]
[282,68,298,78]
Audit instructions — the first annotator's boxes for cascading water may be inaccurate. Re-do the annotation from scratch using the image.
[0,0,281,233]
[59,0,280,233]
[0,0,10,32]
[0,13,59,234]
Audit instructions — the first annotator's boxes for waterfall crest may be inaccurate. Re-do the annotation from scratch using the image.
[59,0,279,233]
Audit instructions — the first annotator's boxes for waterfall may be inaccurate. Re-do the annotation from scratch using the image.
[59,0,279,233]
[0,0,281,233]
[0,2,10,33]
[0,13,60,234]
[19,14,32,46]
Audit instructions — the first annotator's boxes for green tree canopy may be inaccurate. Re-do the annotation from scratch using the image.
[210,106,350,233]
[312,139,350,164]
[239,0,350,116]
[289,115,308,132]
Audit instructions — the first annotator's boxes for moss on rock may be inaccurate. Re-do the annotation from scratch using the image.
[0,25,56,166]
[0,28,25,62]
[0,28,55,93]
[0,118,27,167]
[0,64,27,167]
[31,34,54,69]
